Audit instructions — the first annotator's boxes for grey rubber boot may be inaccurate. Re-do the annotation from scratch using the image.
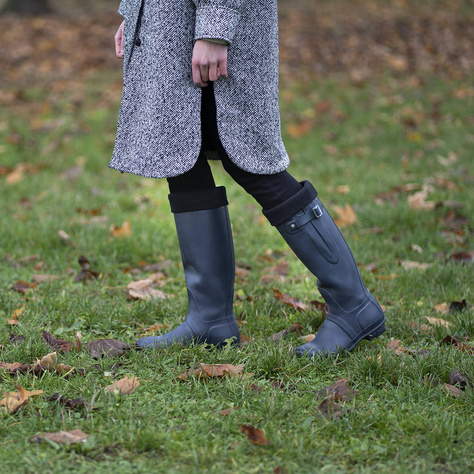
[264,181,385,357]
[136,200,239,349]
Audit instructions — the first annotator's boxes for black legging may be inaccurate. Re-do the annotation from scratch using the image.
[167,84,302,212]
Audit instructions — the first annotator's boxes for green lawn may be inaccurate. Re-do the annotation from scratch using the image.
[1,67,473,473]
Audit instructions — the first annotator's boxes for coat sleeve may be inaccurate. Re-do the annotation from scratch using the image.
[192,1,244,44]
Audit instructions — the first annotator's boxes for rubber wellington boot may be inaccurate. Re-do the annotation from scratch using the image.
[136,196,239,348]
[264,181,385,357]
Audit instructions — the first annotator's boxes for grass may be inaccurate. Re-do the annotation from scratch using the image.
[1,66,473,473]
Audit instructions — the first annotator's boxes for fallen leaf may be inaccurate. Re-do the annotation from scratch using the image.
[449,370,472,391]
[74,255,99,282]
[448,250,474,263]
[126,279,167,301]
[106,376,140,395]
[316,397,343,420]
[442,384,462,398]
[440,335,473,354]
[407,188,435,210]
[314,378,358,402]
[32,274,58,283]
[333,204,357,228]
[300,334,315,343]
[6,305,25,325]
[400,260,432,271]
[424,317,452,329]
[75,331,82,351]
[12,280,36,294]
[239,425,271,445]
[434,302,450,315]
[1,384,44,413]
[267,323,303,342]
[58,229,71,241]
[29,429,89,445]
[42,330,72,352]
[408,321,434,335]
[449,299,470,313]
[110,220,132,238]
[310,300,328,316]
[48,393,86,409]
[0,362,31,374]
[86,339,130,359]
[35,352,75,374]
[178,363,245,381]
[140,323,168,334]
[9,334,26,345]
[216,407,236,416]
[272,289,308,312]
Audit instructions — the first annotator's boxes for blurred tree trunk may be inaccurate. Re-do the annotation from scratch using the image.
[1,0,53,15]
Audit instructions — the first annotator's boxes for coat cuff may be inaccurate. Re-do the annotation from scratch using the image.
[194,6,241,44]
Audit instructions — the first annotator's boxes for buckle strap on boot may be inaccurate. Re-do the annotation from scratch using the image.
[286,204,323,232]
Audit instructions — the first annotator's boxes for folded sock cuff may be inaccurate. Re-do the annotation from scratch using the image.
[262,180,318,226]
[168,186,228,213]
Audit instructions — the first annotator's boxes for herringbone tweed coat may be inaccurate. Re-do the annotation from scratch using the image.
[109,0,290,178]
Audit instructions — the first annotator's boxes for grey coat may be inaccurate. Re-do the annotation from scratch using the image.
[109,0,290,179]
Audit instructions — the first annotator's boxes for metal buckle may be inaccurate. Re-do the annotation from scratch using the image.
[312,205,323,219]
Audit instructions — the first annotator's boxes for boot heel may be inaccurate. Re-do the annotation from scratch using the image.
[364,322,386,341]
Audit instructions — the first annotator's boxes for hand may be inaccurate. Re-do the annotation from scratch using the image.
[192,40,228,87]
[115,20,125,59]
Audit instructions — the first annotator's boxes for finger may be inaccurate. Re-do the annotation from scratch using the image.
[199,64,210,84]
[219,59,228,79]
[192,63,207,87]
[208,63,219,82]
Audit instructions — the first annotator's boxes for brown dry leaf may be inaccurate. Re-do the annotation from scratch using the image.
[12,280,37,294]
[1,384,44,413]
[239,425,271,445]
[141,323,168,334]
[75,332,82,352]
[314,378,358,402]
[216,407,236,416]
[110,220,132,238]
[267,323,303,342]
[434,302,450,315]
[86,339,130,359]
[30,429,89,445]
[126,279,167,301]
[442,384,463,398]
[377,273,398,280]
[400,260,432,271]
[58,229,71,241]
[34,352,74,374]
[408,321,435,335]
[386,339,411,357]
[106,376,140,395]
[272,289,308,312]
[310,300,328,316]
[32,274,59,283]
[424,316,452,329]
[449,299,470,313]
[42,330,72,352]
[407,188,435,210]
[48,393,87,410]
[74,255,99,282]
[333,204,357,228]
[449,250,474,264]
[300,334,315,343]
[0,362,31,374]
[6,305,25,325]
[178,363,245,381]
[316,397,343,420]
[440,335,473,355]
[449,370,472,391]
